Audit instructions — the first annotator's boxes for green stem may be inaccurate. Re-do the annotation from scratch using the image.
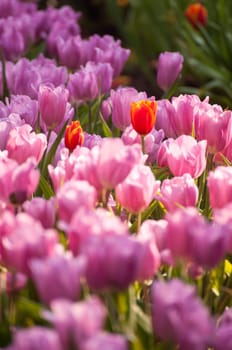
[87,102,92,133]
[0,49,10,101]
[141,135,145,154]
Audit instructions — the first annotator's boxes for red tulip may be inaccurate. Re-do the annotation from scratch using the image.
[185,2,208,28]
[130,100,157,135]
[64,120,84,151]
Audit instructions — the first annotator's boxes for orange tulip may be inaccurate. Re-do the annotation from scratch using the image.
[64,120,84,151]
[185,2,208,28]
[130,100,157,135]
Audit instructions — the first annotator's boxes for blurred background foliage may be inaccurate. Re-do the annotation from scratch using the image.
[39,0,232,108]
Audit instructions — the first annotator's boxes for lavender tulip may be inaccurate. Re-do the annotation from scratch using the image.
[157,51,184,91]
[30,252,86,305]
[151,279,213,350]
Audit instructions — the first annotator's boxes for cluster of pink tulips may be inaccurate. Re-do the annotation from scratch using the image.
[1,1,232,349]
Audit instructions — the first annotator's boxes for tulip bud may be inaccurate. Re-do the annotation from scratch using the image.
[130,100,157,135]
[185,2,208,28]
[157,52,184,92]
[64,120,84,152]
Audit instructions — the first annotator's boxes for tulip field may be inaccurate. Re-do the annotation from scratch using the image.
[1,1,232,349]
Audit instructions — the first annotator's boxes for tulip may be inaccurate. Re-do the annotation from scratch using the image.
[38,84,69,130]
[151,279,213,349]
[208,166,232,209]
[56,180,97,223]
[64,120,84,151]
[30,253,86,305]
[157,51,184,92]
[44,297,106,350]
[111,87,147,130]
[157,135,207,178]
[82,332,128,350]
[116,164,160,214]
[157,173,199,212]
[11,327,62,350]
[6,124,47,165]
[97,138,142,190]
[130,99,157,135]
[185,2,208,28]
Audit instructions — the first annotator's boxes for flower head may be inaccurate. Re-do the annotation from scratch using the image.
[185,2,208,28]
[130,99,157,135]
[64,120,84,152]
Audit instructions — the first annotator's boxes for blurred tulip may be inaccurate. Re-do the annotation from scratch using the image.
[157,52,184,92]
[185,2,208,28]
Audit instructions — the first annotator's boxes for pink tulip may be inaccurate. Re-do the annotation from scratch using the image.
[194,102,232,154]
[157,51,184,91]
[208,166,232,209]
[116,164,160,214]
[171,94,206,136]
[38,84,69,130]
[6,124,47,165]
[110,87,147,130]
[56,180,97,223]
[68,207,129,256]
[23,197,56,229]
[157,135,207,178]
[135,233,160,281]
[97,138,142,190]
[0,113,23,150]
[156,173,199,212]
[213,203,232,253]
[1,213,58,275]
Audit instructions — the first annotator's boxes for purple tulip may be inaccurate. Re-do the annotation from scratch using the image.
[44,297,106,350]
[157,51,184,91]
[82,332,128,350]
[30,252,86,305]
[68,62,113,103]
[11,327,62,350]
[151,278,214,350]
[6,94,38,128]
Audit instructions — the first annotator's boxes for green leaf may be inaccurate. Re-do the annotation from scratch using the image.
[38,175,54,199]
[99,112,113,137]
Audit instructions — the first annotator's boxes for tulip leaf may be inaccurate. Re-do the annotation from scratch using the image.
[99,112,113,137]
[38,174,54,199]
